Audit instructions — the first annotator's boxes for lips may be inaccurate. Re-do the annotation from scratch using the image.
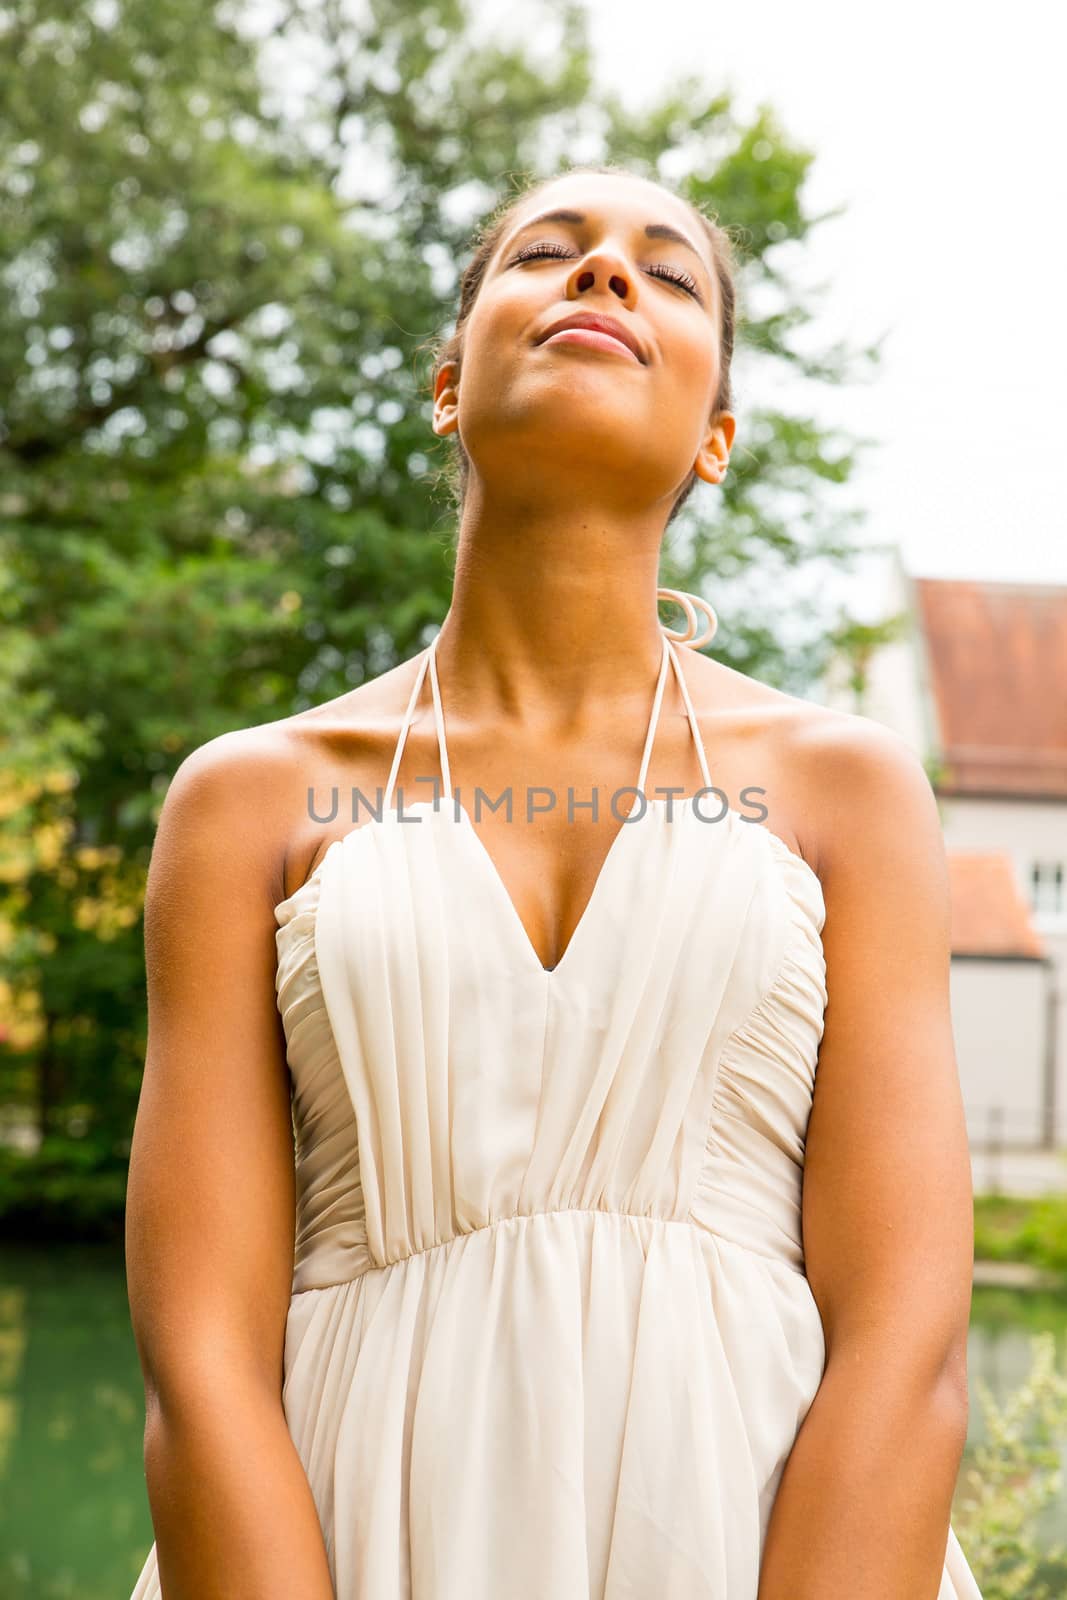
[535,311,645,364]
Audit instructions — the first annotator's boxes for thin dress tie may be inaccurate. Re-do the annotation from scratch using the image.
[383,627,713,813]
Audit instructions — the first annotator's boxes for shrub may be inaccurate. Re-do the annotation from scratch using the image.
[954,1331,1067,1598]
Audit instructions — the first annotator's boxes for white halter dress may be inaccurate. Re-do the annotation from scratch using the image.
[130,626,984,1598]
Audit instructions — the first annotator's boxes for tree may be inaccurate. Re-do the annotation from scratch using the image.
[0,0,880,1217]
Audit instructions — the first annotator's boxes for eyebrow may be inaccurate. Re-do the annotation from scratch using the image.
[503,207,710,276]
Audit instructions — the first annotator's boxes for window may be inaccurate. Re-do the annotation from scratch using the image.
[1030,860,1065,916]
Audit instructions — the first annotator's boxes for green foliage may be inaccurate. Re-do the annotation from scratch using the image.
[955,1332,1067,1598]
[975,1195,1067,1276]
[823,605,913,708]
[1,0,883,1209]
[1015,1202,1067,1275]
[0,1136,127,1240]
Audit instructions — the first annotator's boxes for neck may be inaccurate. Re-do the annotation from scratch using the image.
[439,492,675,715]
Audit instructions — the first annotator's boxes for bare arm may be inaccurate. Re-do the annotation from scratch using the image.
[756,718,973,1600]
[125,733,335,1600]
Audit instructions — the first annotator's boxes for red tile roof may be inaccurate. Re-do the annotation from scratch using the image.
[947,851,1046,959]
[914,578,1067,798]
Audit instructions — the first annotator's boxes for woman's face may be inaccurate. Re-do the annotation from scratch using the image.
[433,172,734,517]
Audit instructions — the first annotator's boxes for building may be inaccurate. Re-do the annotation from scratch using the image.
[820,553,1067,1151]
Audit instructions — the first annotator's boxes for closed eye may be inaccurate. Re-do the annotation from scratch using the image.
[510,239,702,301]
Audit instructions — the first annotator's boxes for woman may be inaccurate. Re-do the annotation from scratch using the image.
[126,163,985,1597]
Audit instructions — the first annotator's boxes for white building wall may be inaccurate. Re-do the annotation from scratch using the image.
[950,958,1053,1146]
[938,795,1067,1144]
[936,794,1067,862]
[815,556,1067,1151]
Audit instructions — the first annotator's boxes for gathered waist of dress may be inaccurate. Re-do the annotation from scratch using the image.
[290,1202,807,1297]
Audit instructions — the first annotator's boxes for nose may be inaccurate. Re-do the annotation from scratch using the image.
[566,248,637,305]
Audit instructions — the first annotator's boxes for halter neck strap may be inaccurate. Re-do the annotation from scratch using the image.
[382,627,712,810]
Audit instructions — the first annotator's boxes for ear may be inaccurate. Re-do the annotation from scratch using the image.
[432,361,461,438]
[691,410,735,486]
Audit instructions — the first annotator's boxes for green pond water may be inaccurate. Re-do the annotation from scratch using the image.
[1,1242,1065,1598]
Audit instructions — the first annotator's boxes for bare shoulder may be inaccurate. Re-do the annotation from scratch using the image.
[688,654,938,883]
[266,640,442,779]
[150,723,304,918]
[786,700,942,887]
[155,652,429,907]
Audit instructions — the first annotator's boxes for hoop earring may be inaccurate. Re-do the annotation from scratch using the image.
[657,587,718,649]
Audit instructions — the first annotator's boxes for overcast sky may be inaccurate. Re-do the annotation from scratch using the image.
[495,0,1066,592]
